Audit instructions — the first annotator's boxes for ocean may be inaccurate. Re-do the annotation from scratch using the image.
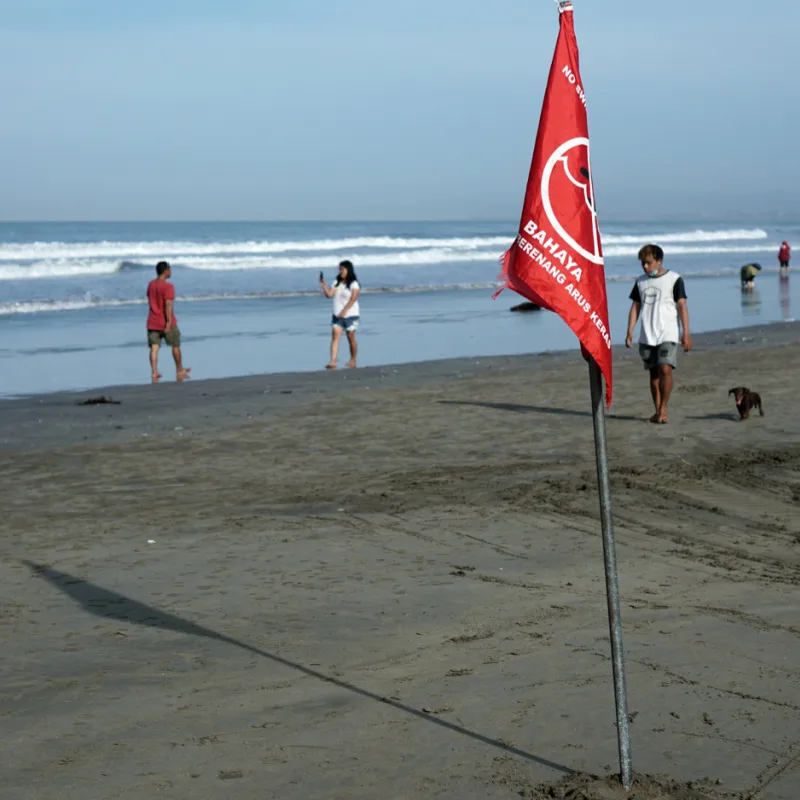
[0,220,797,398]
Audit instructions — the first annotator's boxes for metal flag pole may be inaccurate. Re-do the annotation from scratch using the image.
[588,357,633,789]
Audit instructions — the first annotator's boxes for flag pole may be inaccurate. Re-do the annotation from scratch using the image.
[500,0,632,784]
[588,357,632,789]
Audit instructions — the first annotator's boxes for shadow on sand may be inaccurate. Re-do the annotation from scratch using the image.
[686,413,740,424]
[439,399,641,422]
[23,560,571,776]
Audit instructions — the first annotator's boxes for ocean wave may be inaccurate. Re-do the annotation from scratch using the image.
[0,286,497,316]
[0,227,768,264]
[178,249,502,271]
[0,267,782,317]
[603,227,767,245]
[0,298,146,315]
[0,249,502,279]
[0,260,127,280]
[117,260,153,271]
[604,243,777,258]
[0,235,511,262]
[0,240,785,280]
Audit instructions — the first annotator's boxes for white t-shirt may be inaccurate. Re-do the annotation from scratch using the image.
[332,280,360,318]
[630,271,687,345]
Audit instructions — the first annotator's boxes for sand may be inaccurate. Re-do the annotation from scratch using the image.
[1,321,799,800]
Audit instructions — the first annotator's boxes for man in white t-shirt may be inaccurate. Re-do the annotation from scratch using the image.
[625,244,692,424]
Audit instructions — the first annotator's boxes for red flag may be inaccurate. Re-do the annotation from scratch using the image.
[498,1,612,405]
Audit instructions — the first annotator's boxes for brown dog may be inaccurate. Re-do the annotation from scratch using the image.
[728,386,764,420]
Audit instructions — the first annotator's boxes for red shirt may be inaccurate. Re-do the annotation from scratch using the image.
[779,244,791,262]
[146,279,176,331]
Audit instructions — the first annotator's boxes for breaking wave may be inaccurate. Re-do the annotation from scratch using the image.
[0,243,783,282]
[603,228,767,245]
[0,227,768,262]
[0,227,774,281]
[0,235,511,262]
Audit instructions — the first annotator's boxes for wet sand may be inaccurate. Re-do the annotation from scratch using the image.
[1,321,799,799]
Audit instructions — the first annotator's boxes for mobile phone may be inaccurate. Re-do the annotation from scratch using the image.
[319,271,324,282]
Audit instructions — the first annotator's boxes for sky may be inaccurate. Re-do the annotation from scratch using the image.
[0,0,798,221]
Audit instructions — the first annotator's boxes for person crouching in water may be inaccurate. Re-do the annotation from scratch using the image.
[625,244,691,425]
[740,262,762,290]
[320,260,361,369]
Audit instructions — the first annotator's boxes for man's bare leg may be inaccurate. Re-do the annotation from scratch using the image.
[648,368,661,422]
[345,331,358,368]
[149,344,162,383]
[172,346,191,381]
[656,364,673,423]
[327,327,342,369]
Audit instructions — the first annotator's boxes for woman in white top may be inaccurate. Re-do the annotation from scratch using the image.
[320,259,361,369]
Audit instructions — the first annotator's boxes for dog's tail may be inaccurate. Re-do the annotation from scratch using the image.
[759,400,765,417]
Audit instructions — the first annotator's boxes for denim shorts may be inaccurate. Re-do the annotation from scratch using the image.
[332,315,359,332]
[639,342,677,370]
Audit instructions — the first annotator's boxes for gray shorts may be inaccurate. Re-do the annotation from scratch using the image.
[148,327,181,348]
[639,342,677,371]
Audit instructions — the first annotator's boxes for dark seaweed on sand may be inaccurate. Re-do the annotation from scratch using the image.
[77,396,121,406]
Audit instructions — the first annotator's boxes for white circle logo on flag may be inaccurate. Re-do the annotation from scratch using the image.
[541,137,604,265]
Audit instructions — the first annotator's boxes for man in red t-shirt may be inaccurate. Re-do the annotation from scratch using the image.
[778,241,791,277]
[146,261,190,383]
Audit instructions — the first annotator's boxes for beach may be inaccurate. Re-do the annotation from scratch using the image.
[1,220,798,398]
[1,321,799,799]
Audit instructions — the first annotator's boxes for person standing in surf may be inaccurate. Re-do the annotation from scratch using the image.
[320,260,360,369]
[146,261,191,383]
[779,241,791,276]
[625,244,691,424]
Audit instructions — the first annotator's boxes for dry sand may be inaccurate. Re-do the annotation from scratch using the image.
[1,321,799,800]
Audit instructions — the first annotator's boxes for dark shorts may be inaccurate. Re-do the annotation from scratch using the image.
[148,327,181,347]
[780,260,790,268]
[332,315,359,332]
[639,342,677,371]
